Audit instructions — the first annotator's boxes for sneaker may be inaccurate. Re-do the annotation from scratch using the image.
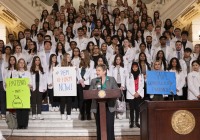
[32,115,36,120]
[72,108,76,112]
[76,108,79,112]
[37,114,44,120]
[1,115,6,120]
[67,115,71,121]
[55,106,59,112]
[49,107,54,112]
[61,114,66,120]
[117,114,123,120]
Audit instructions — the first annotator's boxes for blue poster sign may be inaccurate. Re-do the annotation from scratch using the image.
[146,71,176,95]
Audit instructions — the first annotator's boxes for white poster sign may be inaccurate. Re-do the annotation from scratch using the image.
[53,67,77,96]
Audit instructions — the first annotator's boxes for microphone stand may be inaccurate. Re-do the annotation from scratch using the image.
[170,91,174,101]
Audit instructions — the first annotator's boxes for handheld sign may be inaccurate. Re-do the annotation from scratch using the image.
[146,71,176,95]
[53,67,77,96]
[6,78,30,109]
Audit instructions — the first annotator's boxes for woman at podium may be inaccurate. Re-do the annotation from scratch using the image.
[89,64,118,140]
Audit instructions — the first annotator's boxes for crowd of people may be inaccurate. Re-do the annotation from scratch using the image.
[0,0,200,136]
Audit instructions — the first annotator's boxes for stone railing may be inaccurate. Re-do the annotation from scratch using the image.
[147,0,196,22]
[0,0,52,27]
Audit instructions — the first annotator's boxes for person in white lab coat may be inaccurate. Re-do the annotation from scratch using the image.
[168,57,185,100]
[187,60,200,100]
[55,42,66,64]
[77,50,92,120]
[126,62,144,128]
[30,56,47,120]
[47,54,60,112]
[13,58,32,129]
[60,53,74,120]
[110,54,127,120]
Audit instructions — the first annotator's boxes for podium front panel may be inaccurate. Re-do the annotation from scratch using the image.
[140,101,200,140]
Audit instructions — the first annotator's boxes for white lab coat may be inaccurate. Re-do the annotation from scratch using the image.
[72,37,88,51]
[88,37,105,48]
[126,74,144,99]
[169,70,185,96]
[31,71,47,92]
[187,71,200,100]
[77,67,91,85]
[110,66,127,88]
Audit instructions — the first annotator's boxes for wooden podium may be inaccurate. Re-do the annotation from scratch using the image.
[83,89,121,140]
[140,101,200,140]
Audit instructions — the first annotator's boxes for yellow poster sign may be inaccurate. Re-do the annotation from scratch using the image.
[6,78,30,109]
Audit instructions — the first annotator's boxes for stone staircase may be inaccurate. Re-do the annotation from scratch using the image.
[0,111,140,137]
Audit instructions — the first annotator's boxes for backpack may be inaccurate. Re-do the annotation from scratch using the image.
[6,113,17,129]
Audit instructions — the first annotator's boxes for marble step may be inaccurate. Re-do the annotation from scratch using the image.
[1,126,140,136]
[0,118,130,128]
[28,111,130,119]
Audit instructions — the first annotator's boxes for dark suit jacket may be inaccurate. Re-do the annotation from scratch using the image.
[89,76,119,113]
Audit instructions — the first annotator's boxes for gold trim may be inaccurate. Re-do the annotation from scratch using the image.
[98,90,106,98]
[171,110,195,135]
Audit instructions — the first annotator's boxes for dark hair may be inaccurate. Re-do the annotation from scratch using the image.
[37,33,44,38]
[135,30,145,43]
[138,52,151,70]
[159,35,167,40]
[113,54,124,68]
[153,11,160,24]
[55,42,66,55]
[77,27,84,31]
[86,41,94,53]
[30,56,44,74]
[168,57,182,73]
[164,18,172,31]
[181,31,189,36]
[24,38,32,50]
[28,41,37,54]
[131,61,140,80]
[44,40,52,46]
[192,60,200,66]
[30,24,38,38]
[49,54,59,71]
[8,56,17,70]
[184,48,192,53]
[156,50,167,71]
[72,47,80,59]
[43,21,50,31]
[70,41,77,46]
[40,10,49,22]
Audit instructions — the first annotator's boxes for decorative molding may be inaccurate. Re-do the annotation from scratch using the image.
[2,9,17,21]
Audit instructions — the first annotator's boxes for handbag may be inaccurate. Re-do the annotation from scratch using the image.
[116,91,126,113]
[6,113,17,129]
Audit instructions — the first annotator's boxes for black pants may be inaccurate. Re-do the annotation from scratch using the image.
[60,96,72,115]
[0,82,6,115]
[129,97,142,123]
[77,84,91,117]
[71,86,79,109]
[182,86,188,100]
[143,82,150,100]
[48,88,60,107]
[16,109,29,128]
[31,82,43,115]
[96,104,115,140]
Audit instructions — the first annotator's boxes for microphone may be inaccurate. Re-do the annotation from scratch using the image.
[96,76,102,90]
[170,90,174,101]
